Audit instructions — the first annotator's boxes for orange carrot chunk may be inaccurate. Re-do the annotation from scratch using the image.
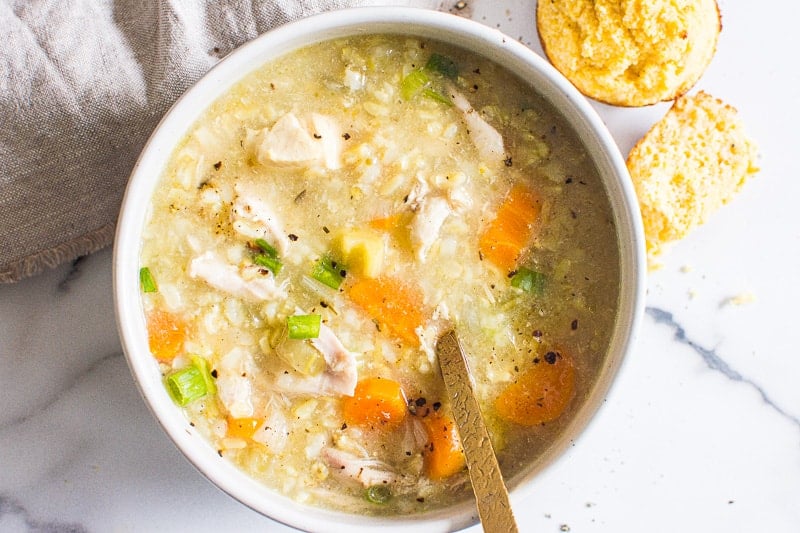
[421,412,466,480]
[494,349,575,426]
[348,277,426,347]
[478,183,541,272]
[342,377,408,431]
[226,416,263,440]
[368,212,414,251]
[368,212,410,232]
[146,310,187,363]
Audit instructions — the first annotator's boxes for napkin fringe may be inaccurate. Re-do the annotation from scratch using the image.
[0,223,116,284]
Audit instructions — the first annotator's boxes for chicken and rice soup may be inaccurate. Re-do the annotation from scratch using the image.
[139,35,620,514]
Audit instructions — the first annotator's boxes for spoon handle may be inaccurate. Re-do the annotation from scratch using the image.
[436,330,519,533]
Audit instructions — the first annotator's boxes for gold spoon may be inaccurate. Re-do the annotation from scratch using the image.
[436,329,519,533]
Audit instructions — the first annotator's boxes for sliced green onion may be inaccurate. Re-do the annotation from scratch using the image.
[190,355,217,396]
[166,356,216,406]
[139,266,158,293]
[510,267,546,295]
[401,65,453,106]
[421,88,453,107]
[365,485,392,504]
[311,256,344,289]
[400,69,430,100]
[424,53,458,79]
[254,253,283,275]
[166,365,208,406]
[287,314,322,340]
[255,238,279,258]
[252,239,282,275]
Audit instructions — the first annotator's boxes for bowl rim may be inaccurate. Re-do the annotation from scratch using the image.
[113,6,646,532]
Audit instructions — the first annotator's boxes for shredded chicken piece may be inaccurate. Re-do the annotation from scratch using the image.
[189,251,286,301]
[251,112,343,169]
[343,67,366,91]
[310,323,358,395]
[410,195,451,262]
[416,302,451,364]
[274,322,358,397]
[406,175,472,263]
[251,402,289,453]
[256,112,319,164]
[310,113,343,170]
[406,175,430,208]
[447,185,472,211]
[320,447,398,487]
[450,89,506,162]
[231,183,290,253]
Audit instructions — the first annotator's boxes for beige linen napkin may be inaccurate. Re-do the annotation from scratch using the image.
[0,0,443,282]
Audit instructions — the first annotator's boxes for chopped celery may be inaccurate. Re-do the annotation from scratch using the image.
[365,485,392,504]
[400,69,429,100]
[425,53,458,79]
[510,267,545,295]
[276,338,326,376]
[287,314,322,339]
[254,253,283,275]
[311,256,345,289]
[139,266,158,293]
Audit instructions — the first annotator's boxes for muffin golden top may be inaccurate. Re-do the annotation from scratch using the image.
[537,0,721,106]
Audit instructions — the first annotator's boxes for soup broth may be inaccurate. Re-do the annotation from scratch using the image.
[139,34,620,514]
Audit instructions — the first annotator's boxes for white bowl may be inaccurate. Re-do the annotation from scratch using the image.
[114,7,646,532]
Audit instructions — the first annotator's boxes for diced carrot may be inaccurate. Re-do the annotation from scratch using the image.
[494,349,575,426]
[368,212,414,251]
[421,412,466,480]
[368,212,409,231]
[348,277,426,347]
[342,377,408,431]
[146,309,187,362]
[478,183,541,272]
[226,416,262,440]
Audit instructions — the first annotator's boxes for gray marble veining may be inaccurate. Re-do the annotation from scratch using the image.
[647,307,800,432]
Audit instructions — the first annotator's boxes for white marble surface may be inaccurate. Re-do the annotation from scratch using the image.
[1,1,798,532]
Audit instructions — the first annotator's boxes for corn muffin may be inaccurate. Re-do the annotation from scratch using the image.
[627,91,759,264]
[537,0,721,106]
